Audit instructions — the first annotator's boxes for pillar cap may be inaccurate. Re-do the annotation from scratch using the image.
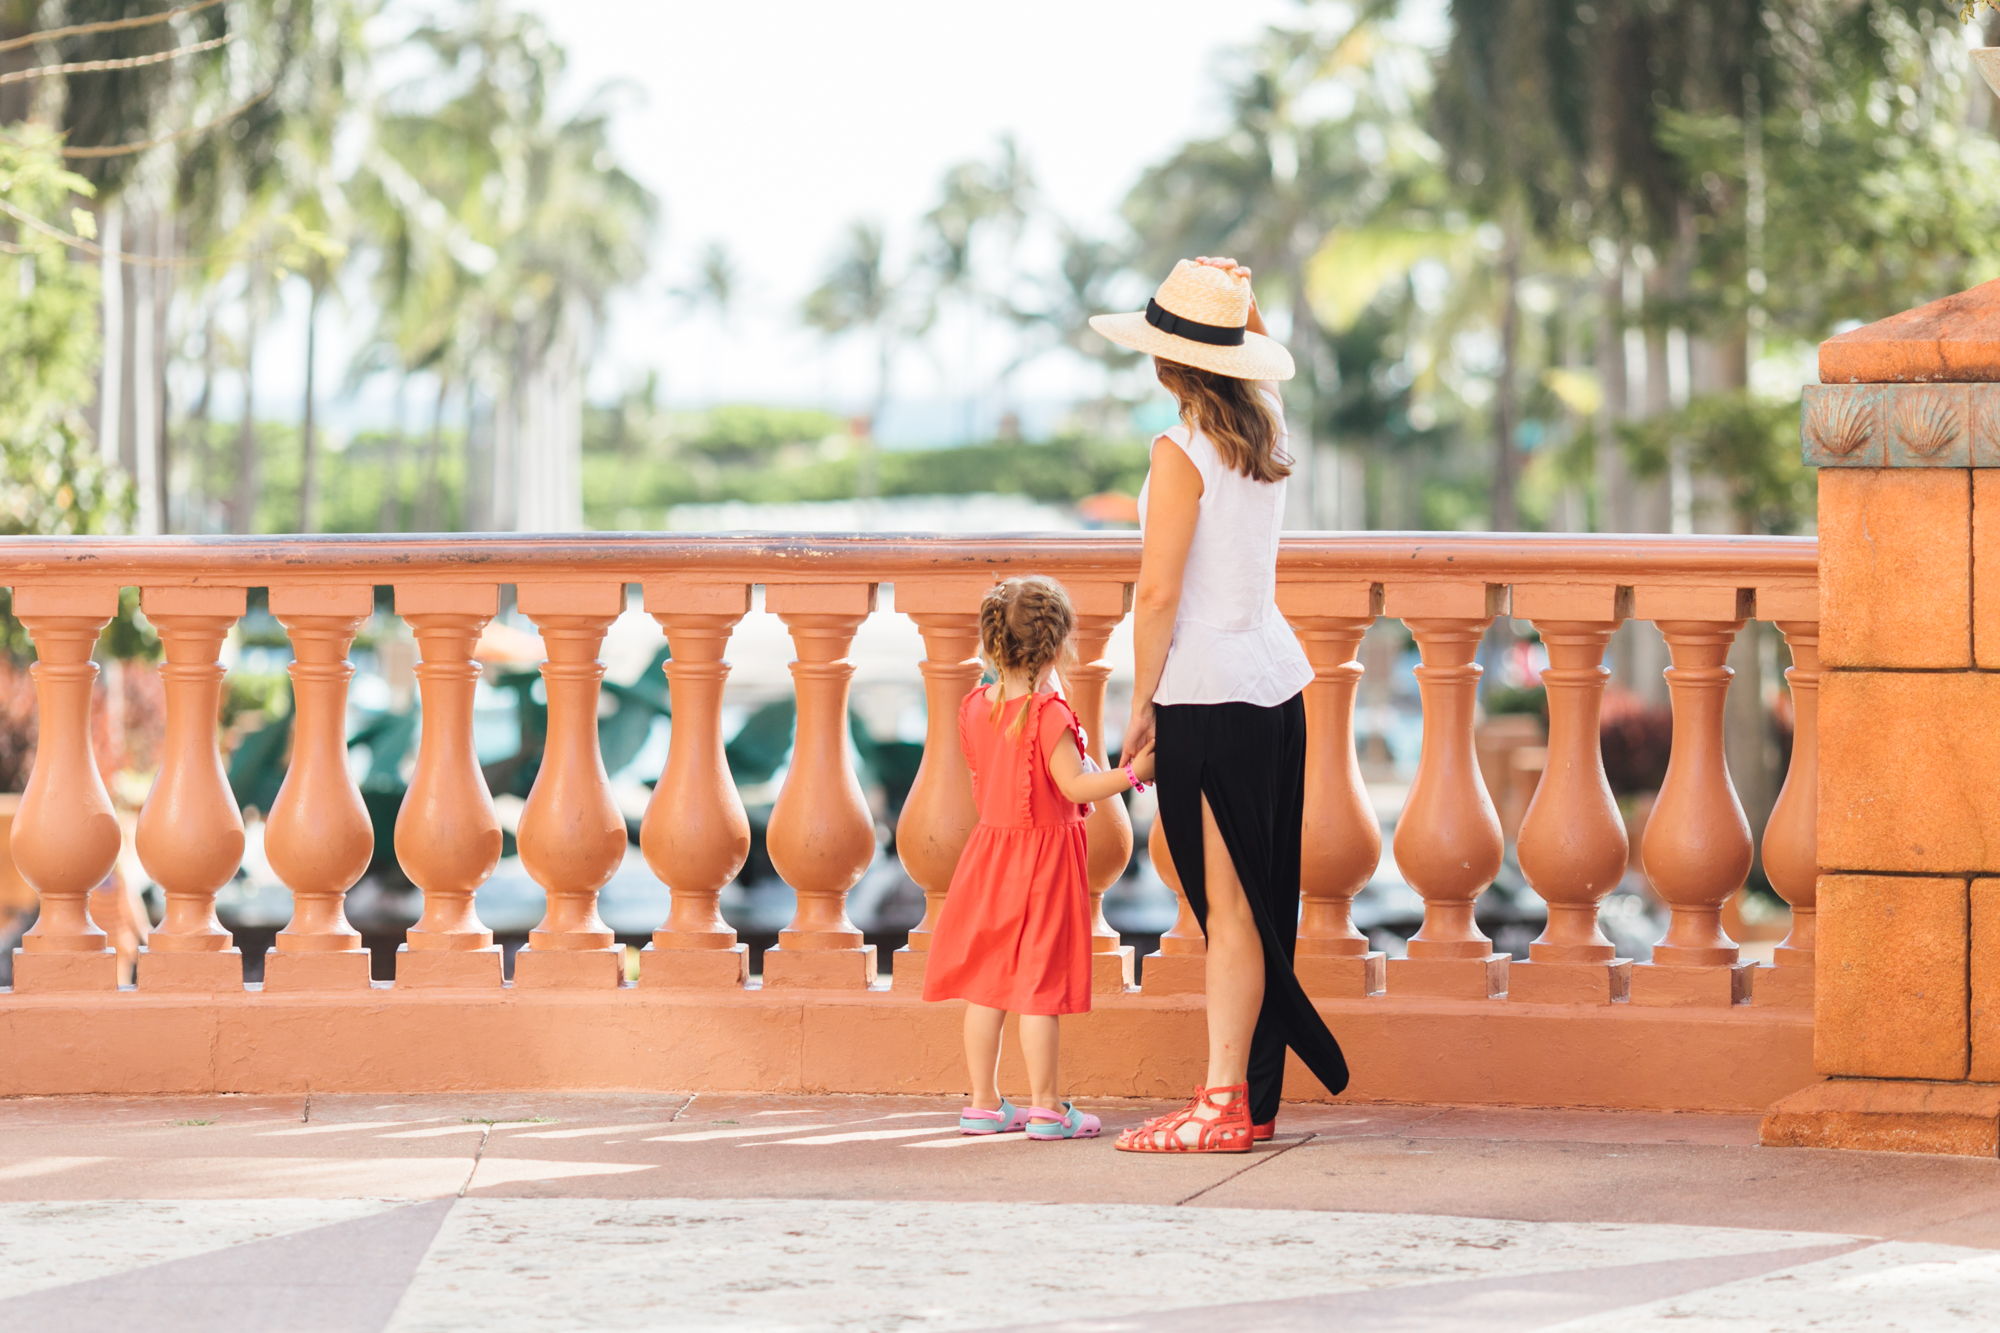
[1821,278,2000,385]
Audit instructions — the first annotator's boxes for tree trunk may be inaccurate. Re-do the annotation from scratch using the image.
[1490,216,1523,532]
[190,296,216,530]
[233,285,260,535]
[417,375,448,532]
[379,376,407,533]
[153,210,174,533]
[98,200,124,468]
[299,278,323,534]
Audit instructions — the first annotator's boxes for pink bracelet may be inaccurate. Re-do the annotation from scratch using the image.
[1123,762,1149,794]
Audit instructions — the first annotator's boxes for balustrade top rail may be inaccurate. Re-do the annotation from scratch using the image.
[0,530,1817,588]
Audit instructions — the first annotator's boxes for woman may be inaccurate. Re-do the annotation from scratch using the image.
[1091,257,1349,1153]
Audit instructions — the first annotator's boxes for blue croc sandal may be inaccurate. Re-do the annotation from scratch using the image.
[1024,1102,1102,1141]
[960,1098,1029,1135]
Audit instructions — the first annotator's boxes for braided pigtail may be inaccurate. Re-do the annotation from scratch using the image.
[978,575,1078,737]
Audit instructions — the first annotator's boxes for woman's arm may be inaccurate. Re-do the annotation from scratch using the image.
[1195,255,1278,398]
[1124,434,1200,756]
[1047,732,1154,805]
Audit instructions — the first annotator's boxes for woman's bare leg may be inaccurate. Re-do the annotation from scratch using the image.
[1201,793,1263,1098]
[963,1003,1006,1110]
[1019,1015,1061,1121]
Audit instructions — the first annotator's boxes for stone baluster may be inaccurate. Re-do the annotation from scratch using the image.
[9,584,122,992]
[393,583,504,988]
[1064,580,1136,993]
[1758,589,1820,1009]
[513,582,629,989]
[639,581,753,989]
[763,582,880,989]
[1507,585,1633,1004]
[1631,586,1757,1006]
[1279,582,1386,998]
[889,578,987,994]
[1139,815,1207,994]
[1385,583,1509,999]
[263,585,376,991]
[136,586,248,992]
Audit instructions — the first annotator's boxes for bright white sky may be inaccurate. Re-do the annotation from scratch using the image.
[503,0,1298,431]
[262,0,1331,441]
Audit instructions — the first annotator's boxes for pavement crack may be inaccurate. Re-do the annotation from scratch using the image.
[302,1088,312,1124]
[667,1093,697,1123]
[1174,1132,1317,1207]
[459,1125,491,1198]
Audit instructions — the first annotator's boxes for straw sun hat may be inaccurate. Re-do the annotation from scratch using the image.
[1089,259,1295,381]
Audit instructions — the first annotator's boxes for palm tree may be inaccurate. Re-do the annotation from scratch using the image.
[804,220,905,495]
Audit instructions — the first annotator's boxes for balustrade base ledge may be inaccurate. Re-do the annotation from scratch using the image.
[393,947,505,990]
[1628,960,1756,1008]
[0,988,1813,1113]
[138,950,247,994]
[9,951,118,993]
[513,948,624,990]
[1386,954,1508,1000]
[762,946,877,991]
[1761,1077,2000,1157]
[261,952,372,993]
[1507,959,1632,1006]
[1141,953,1212,997]
[638,945,748,990]
[1755,966,1815,1011]
[888,947,929,995]
[1296,953,1387,999]
[1092,948,1136,995]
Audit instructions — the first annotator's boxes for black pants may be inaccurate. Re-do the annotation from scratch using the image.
[1154,694,1349,1124]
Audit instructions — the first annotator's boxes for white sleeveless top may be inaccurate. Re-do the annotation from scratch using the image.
[1137,396,1314,708]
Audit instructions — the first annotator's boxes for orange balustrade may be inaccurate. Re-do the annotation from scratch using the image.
[1508,585,1631,1005]
[1387,583,1509,1000]
[0,532,1826,1118]
[135,586,248,992]
[262,585,375,992]
[762,582,880,989]
[394,583,505,989]
[639,581,753,989]
[513,582,628,989]
[1278,582,1385,999]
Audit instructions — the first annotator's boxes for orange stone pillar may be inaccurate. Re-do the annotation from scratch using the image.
[1506,585,1632,1005]
[1757,591,1819,1011]
[639,581,753,989]
[1279,582,1385,999]
[1385,582,1508,999]
[889,578,986,994]
[1763,307,2000,1152]
[1064,580,1135,994]
[513,582,628,989]
[393,583,504,989]
[763,583,880,989]
[1627,586,1756,1007]
[9,583,122,992]
[136,586,248,992]
[1139,817,1207,994]
[262,584,376,992]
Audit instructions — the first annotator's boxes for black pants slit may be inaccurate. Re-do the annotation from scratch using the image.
[1153,694,1350,1124]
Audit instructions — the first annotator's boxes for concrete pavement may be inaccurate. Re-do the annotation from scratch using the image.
[2,1091,1998,1329]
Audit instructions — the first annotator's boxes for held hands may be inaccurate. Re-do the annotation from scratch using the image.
[1123,699,1156,760]
[1126,739,1157,785]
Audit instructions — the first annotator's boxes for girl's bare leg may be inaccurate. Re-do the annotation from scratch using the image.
[964,1003,1007,1110]
[1199,793,1262,1111]
[1019,1015,1061,1120]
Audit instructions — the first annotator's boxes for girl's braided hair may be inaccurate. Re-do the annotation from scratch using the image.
[979,575,1077,736]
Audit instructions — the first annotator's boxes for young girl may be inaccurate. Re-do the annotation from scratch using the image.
[922,575,1156,1140]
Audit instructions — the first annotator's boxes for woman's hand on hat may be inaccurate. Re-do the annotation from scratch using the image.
[1194,255,1252,282]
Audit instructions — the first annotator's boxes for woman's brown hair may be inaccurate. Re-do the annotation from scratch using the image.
[978,575,1076,736]
[1153,357,1289,482]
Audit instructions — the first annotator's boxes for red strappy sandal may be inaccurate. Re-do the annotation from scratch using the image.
[1114,1084,1253,1153]
[1253,1118,1275,1142]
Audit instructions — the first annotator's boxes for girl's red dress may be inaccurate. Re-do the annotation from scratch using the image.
[921,687,1093,1016]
